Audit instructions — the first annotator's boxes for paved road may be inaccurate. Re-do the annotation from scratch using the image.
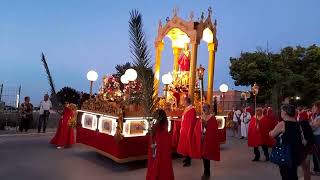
[0,133,292,180]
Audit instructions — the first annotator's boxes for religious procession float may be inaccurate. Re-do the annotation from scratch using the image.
[76,8,226,163]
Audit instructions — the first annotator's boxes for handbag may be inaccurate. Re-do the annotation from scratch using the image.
[270,134,293,168]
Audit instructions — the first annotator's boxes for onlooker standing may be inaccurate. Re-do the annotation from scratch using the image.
[269,104,304,180]
[38,94,52,133]
[311,101,320,175]
[232,107,241,137]
[19,96,33,132]
[240,107,252,139]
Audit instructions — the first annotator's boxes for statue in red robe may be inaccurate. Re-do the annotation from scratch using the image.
[177,97,197,167]
[146,109,174,180]
[50,103,76,148]
[178,46,190,71]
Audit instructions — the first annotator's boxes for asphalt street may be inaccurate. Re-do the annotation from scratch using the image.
[0,133,292,180]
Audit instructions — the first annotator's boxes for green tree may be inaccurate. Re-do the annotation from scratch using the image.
[129,10,156,116]
[114,62,132,78]
[56,87,80,105]
[229,45,320,114]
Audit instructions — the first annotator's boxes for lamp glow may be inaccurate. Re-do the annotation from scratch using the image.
[162,73,173,85]
[120,75,129,84]
[219,84,229,93]
[125,68,138,82]
[87,70,98,82]
[202,28,213,43]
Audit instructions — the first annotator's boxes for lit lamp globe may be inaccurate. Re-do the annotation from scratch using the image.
[120,75,129,84]
[125,68,138,82]
[162,73,173,85]
[87,70,98,82]
[219,84,229,93]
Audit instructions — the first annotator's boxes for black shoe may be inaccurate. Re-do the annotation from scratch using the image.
[240,136,244,139]
[265,157,270,162]
[252,158,260,162]
[202,172,210,180]
[183,162,191,167]
[183,158,188,163]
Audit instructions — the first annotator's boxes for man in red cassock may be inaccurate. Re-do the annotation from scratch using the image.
[177,96,197,167]
[146,109,174,180]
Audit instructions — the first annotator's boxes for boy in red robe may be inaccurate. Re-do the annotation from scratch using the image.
[50,103,76,148]
[197,103,220,179]
[146,109,174,180]
[177,96,197,167]
[248,108,263,161]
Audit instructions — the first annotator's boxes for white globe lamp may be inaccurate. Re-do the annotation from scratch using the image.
[219,83,228,113]
[125,68,138,82]
[87,70,98,97]
[120,75,129,84]
[162,73,173,85]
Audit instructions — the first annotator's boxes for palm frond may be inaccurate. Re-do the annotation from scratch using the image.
[40,53,62,113]
[129,10,157,116]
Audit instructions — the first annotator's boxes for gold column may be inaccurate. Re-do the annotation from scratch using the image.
[173,47,181,72]
[206,43,216,106]
[188,42,198,104]
[153,41,164,98]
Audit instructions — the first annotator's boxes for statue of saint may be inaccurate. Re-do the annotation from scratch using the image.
[178,44,191,71]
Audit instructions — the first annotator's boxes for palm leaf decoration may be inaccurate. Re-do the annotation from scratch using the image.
[129,10,157,116]
[40,53,61,113]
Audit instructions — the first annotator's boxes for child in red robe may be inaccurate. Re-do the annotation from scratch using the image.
[146,109,174,180]
[197,103,220,179]
[50,103,76,148]
[177,96,197,167]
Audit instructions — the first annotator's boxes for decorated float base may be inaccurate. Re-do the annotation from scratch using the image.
[76,108,226,163]
[77,127,149,163]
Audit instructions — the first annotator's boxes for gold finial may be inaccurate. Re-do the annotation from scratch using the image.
[173,7,179,17]
[208,6,213,17]
[189,11,194,21]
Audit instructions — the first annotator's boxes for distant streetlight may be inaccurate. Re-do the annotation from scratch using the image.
[219,84,228,112]
[296,96,301,100]
[162,73,173,101]
[87,70,98,97]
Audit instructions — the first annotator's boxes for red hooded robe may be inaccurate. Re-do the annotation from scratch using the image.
[248,116,262,147]
[202,115,220,161]
[258,116,276,147]
[50,107,75,147]
[146,124,174,180]
[177,106,197,157]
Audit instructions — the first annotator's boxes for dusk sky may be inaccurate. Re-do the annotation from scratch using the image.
[1,0,320,104]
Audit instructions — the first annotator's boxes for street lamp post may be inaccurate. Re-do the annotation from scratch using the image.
[162,73,173,102]
[197,65,205,106]
[219,84,229,113]
[87,70,98,97]
[252,83,259,115]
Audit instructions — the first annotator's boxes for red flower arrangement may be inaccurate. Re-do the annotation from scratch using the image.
[99,75,122,101]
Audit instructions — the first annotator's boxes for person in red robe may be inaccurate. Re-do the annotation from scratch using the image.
[177,96,197,167]
[146,109,174,180]
[50,103,76,149]
[259,108,277,161]
[248,108,263,161]
[197,103,220,179]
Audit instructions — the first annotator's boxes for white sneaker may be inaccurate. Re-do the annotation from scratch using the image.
[57,146,64,149]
